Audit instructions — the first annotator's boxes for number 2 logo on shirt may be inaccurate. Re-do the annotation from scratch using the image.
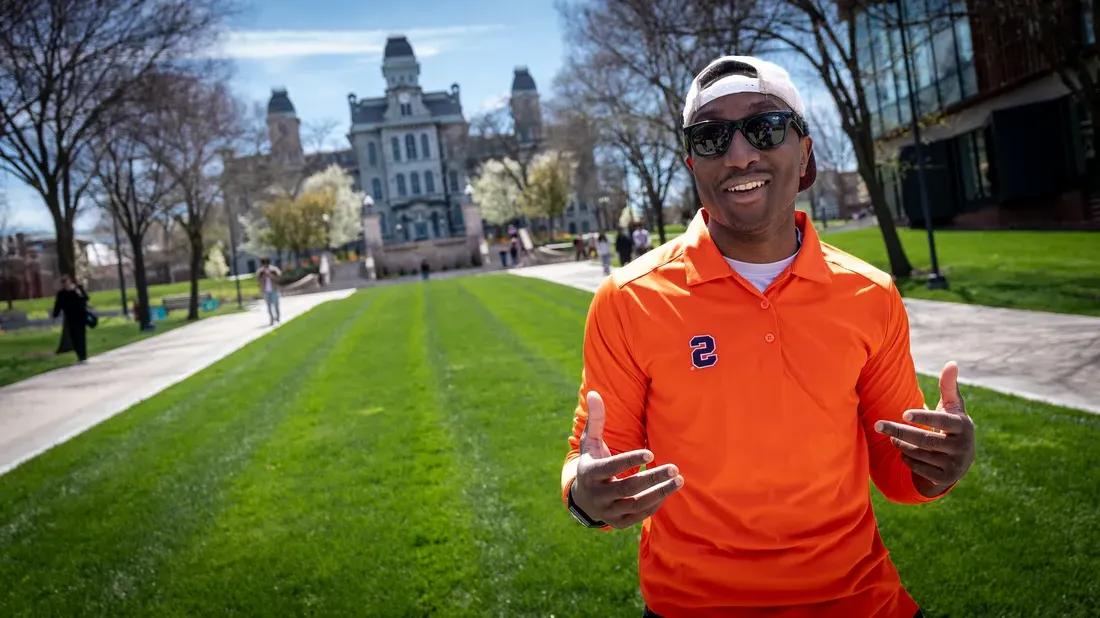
[690,334,718,369]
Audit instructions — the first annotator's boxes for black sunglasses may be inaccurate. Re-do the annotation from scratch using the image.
[682,111,808,158]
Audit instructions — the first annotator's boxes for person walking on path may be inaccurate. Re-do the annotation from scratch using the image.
[256,259,282,325]
[561,56,976,618]
[420,258,431,281]
[509,237,520,268]
[52,274,91,363]
[631,224,651,260]
[615,229,633,267]
[596,233,612,276]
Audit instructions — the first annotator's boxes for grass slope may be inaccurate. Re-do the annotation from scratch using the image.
[0,307,242,388]
[1,275,1097,616]
[819,227,1100,316]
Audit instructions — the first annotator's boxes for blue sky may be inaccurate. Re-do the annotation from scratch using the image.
[3,0,566,234]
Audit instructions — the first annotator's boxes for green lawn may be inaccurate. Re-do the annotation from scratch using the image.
[0,306,242,388]
[1,276,1097,616]
[821,227,1100,316]
[8,277,258,319]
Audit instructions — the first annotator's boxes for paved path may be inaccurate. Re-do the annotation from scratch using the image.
[0,289,354,476]
[512,262,1100,414]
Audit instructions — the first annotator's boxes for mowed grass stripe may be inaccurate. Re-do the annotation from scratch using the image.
[0,295,372,616]
[880,377,1100,615]
[424,278,644,615]
[132,285,483,616]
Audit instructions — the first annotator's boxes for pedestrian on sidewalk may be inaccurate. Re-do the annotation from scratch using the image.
[615,228,633,267]
[509,237,520,268]
[256,258,282,325]
[596,233,612,276]
[52,274,90,363]
[561,55,976,618]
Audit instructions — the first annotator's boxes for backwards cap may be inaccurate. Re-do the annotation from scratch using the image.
[683,56,816,192]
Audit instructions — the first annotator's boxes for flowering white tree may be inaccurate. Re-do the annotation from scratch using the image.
[204,245,229,280]
[472,158,523,226]
[301,164,364,247]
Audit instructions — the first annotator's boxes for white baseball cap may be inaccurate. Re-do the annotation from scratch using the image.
[683,56,816,192]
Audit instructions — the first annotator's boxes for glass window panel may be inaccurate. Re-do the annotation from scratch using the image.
[425,170,435,194]
[371,178,382,200]
[411,172,421,195]
[933,27,958,81]
[955,18,973,65]
[391,137,401,162]
[961,61,978,98]
[421,134,431,158]
[940,69,962,107]
[405,134,417,160]
[397,174,406,196]
[957,133,977,201]
[1086,1,1096,45]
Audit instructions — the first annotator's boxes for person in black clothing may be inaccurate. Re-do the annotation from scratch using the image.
[52,274,90,362]
[615,228,633,267]
[420,258,430,281]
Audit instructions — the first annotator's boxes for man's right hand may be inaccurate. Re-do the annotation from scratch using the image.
[572,391,684,529]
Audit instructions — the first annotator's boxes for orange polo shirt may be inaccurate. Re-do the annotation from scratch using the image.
[564,210,949,618]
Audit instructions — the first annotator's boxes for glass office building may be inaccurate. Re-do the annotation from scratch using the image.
[855,0,1097,228]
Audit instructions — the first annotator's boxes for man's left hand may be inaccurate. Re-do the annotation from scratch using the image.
[875,361,975,497]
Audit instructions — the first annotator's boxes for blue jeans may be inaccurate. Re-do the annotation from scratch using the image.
[265,290,280,322]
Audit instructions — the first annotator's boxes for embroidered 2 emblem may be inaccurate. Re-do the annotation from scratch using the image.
[690,335,718,368]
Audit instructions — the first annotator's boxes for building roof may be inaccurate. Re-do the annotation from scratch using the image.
[350,91,464,125]
[512,67,537,92]
[384,36,415,59]
[268,88,296,115]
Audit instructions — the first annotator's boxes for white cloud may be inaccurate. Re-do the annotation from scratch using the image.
[475,91,511,114]
[213,25,506,60]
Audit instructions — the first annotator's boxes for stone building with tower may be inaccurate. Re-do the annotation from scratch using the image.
[468,67,601,237]
[221,88,358,275]
[346,36,473,246]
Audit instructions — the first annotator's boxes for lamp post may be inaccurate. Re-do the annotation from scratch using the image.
[361,195,377,279]
[598,196,610,231]
[896,0,948,290]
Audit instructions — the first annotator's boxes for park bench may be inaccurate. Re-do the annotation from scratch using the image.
[162,292,211,313]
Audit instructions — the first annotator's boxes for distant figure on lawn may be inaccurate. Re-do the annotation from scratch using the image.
[631,223,651,260]
[52,274,90,363]
[256,259,282,326]
[561,55,976,618]
[596,233,612,276]
[615,228,633,266]
[420,258,430,281]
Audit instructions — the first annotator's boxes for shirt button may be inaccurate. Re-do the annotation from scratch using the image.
[764,333,775,343]
[760,299,771,309]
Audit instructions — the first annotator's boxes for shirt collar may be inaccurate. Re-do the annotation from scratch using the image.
[683,208,832,286]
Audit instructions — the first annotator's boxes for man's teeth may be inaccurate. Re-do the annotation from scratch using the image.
[727,180,766,192]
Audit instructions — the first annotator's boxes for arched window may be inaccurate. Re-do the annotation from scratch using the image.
[368,142,377,166]
[406,134,417,160]
[421,134,431,158]
[424,170,435,194]
[396,173,407,196]
[391,137,401,162]
[410,172,421,195]
[449,170,459,192]
[371,178,382,200]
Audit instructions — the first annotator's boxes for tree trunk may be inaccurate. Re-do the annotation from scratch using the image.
[647,188,668,245]
[51,205,78,278]
[188,235,202,321]
[129,233,152,331]
[852,131,913,279]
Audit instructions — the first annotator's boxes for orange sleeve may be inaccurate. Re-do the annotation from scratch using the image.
[563,277,649,493]
[856,282,951,504]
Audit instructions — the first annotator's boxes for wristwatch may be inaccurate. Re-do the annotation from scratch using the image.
[567,479,607,528]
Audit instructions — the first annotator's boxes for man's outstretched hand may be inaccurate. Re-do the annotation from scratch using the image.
[875,361,976,497]
[572,391,684,528]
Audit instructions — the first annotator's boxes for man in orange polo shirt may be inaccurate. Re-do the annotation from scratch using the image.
[560,56,976,618]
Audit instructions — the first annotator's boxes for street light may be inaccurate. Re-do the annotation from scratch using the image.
[896,0,948,290]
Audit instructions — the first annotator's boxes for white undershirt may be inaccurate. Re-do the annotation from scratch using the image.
[723,229,803,293]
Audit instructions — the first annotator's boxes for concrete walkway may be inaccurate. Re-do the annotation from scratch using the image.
[0,289,354,476]
[511,262,1100,415]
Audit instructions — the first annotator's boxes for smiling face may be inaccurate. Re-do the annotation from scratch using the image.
[687,92,812,236]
